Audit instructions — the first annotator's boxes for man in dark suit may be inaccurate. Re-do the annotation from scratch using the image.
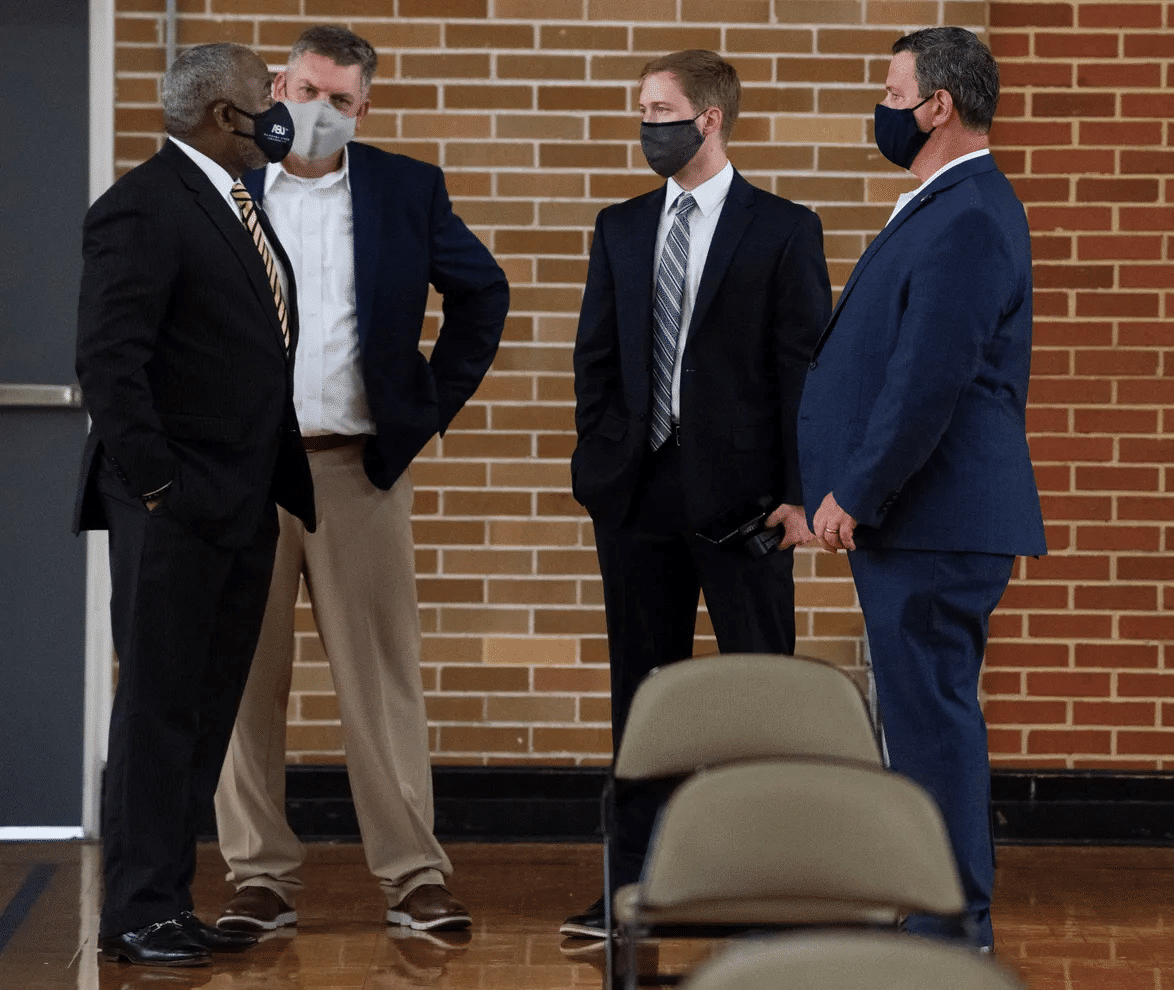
[564,49,831,937]
[74,43,315,966]
[798,27,1047,950]
[212,26,508,934]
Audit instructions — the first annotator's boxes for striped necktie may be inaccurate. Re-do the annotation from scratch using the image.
[230,182,290,352]
[649,191,697,450]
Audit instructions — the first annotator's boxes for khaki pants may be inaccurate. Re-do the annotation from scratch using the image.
[214,445,450,905]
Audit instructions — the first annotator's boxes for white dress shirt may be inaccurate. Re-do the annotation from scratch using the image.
[169,137,289,302]
[263,148,374,437]
[655,159,734,421]
[885,148,991,226]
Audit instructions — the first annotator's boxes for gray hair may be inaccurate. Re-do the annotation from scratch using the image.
[161,42,253,138]
[289,25,378,92]
[892,27,999,133]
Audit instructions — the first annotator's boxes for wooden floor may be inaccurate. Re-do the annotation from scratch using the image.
[1,841,1173,989]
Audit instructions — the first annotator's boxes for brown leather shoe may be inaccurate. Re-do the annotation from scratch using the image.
[386,885,472,931]
[216,886,297,931]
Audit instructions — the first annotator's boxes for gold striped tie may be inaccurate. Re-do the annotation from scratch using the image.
[231,182,290,352]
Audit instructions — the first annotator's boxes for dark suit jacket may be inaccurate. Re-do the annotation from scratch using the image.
[74,139,315,548]
[244,142,509,490]
[798,154,1047,556]
[572,169,831,530]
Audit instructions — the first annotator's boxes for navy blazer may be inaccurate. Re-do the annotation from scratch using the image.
[74,140,315,549]
[244,142,509,490]
[572,169,831,530]
[798,154,1046,556]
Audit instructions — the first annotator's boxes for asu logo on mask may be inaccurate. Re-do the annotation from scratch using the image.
[229,102,296,163]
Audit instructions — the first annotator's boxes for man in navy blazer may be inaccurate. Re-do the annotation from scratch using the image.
[76,42,314,966]
[213,26,508,935]
[565,50,831,938]
[798,28,1046,949]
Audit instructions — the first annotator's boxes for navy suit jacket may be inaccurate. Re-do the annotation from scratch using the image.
[74,140,315,549]
[244,141,509,490]
[798,154,1046,556]
[572,169,831,530]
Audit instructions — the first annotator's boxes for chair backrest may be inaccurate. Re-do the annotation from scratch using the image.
[614,653,880,781]
[634,759,967,927]
[679,932,1027,990]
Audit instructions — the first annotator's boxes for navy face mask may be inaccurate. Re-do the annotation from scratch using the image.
[873,96,933,170]
[229,101,295,163]
[640,112,705,178]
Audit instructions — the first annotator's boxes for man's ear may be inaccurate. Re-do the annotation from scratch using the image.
[211,100,237,133]
[928,88,954,128]
[700,106,723,140]
[353,95,372,131]
[273,70,288,101]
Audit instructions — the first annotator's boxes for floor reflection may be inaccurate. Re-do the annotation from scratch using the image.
[1,842,1173,989]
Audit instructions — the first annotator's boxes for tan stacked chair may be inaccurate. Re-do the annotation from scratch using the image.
[610,759,969,990]
[678,931,1026,990]
[599,653,884,986]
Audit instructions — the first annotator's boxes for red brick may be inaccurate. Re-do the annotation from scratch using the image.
[1120,207,1174,231]
[1078,235,1164,260]
[1027,436,1113,462]
[1080,120,1164,146]
[1074,585,1158,611]
[1121,497,1174,521]
[1033,32,1119,58]
[1001,61,1073,87]
[1031,293,1071,319]
[1120,673,1174,697]
[1076,177,1161,203]
[1077,61,1163,88]
[1023,555,1110,581]
[1074,338,1159,370]
[1033,321,1109,346]
[1124,33,1174,57]
[1030,235,1074,261]
[1011,177,1072,203]
[1120,615,1174,641]
[986,642,1071,667]
[1120,151,1174,175]
[1026,407,1069,432]
[990,32,1032,58]
[1119,380,1174,405]
[1121,265,1174,289]
[1033,264,1113,289]
[983,671,1024,694]
[1075,525,1161,552]
[987,728,1026,754]
[1122,93,1174,118]
[1027,729,1111,754]
[1074,643,1159,668]
[1117,731,1174,755]
[990,120,1073,146]
[1074,408,1159,434]
[1075,465,1161,491]
[1029,379,1113,404]
[1079,2,1164,27]
[1120,437,1174,463]
[984,699,1068,723]
[1039,494,1112,520]
[1029,206,1113,232]
[1034,92,1116,117]
[992,3,1074,26]
[1117,556,1174,580]
[1031,148,1115,174]
[998,583,1070,609]
[1028,613,1114,639]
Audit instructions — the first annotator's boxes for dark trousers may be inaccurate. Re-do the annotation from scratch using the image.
[98,462,278,937]
[593,443,797,889]
[849,546,1015,947]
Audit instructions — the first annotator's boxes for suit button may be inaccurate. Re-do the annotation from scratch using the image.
[809,360,818,370]
[637,413,646,422]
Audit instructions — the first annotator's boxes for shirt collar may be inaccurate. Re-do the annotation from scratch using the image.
[264,144,351,195]
[665,159,734,219]
[911,147,990,197]
[168,136,237,201]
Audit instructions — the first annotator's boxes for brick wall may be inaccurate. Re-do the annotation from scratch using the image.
[108,0,1173,770]
[985,0,1174,770]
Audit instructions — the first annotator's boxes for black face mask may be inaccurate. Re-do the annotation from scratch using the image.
[873,96,933,170]
[229,102,295,163]
[640,111,705,178]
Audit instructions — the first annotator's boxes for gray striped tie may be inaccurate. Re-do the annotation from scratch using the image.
[649,191,697,450]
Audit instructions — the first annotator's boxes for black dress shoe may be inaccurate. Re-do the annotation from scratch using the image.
[559,896,609,938]
[178,911,258,952]
[99,919,211,967]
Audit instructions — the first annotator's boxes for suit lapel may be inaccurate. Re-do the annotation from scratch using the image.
[615,187,664,369]
[344,144,380,351]
[813,154,1000,356]
[686,169,753,338]
[162,143,291,356]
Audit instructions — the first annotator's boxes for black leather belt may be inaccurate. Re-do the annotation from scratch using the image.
[302,433,367,453]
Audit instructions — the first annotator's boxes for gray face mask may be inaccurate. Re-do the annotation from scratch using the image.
[283,98,356,161]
